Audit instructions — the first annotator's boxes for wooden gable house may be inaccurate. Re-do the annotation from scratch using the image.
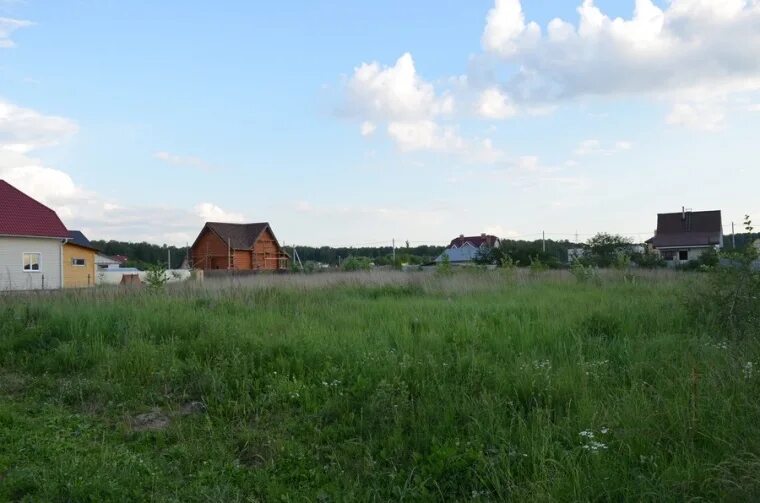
[190,222,289,271]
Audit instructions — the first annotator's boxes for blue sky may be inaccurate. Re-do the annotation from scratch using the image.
[0,0,758,246]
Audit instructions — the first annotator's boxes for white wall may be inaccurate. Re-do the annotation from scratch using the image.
[0,236,63,290]
[96,269,192,285]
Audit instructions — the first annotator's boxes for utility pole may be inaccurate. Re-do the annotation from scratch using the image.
[392,238,396,263]
[731,222,736,249]
[542,231,546,253]
[167,248,171,269]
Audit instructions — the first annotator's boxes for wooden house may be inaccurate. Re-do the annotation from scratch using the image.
[63,230,98,288]
[190,222,289,271]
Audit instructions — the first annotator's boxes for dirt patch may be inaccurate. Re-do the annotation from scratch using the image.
[0,373,28,395]
[130,409,171,432]
[179,401,206,416]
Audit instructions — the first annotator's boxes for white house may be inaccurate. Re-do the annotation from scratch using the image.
[435,233,500,266]
[0,180,69,291]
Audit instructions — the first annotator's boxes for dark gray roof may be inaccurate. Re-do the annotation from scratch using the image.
[648,210,722,248]
[67,230,99,251]
[205,222,270,250]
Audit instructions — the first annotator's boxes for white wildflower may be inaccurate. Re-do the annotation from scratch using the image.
[744,362,754,380]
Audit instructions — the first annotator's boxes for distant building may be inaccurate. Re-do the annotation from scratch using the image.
[95,254,123,270]
[64,230,99,288]
[435,233,500,266]
[190,222,289,271]
[646,208,723,265]
[0,180,69,290]
[567,248,585,262]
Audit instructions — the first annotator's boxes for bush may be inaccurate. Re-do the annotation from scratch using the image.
[145,264,168,289]
[570,260,598,283]
[436,253,452,275]
[529,255,548,272]
[689,215,760,337]
[342,256,372,272]
[632,250,666,269]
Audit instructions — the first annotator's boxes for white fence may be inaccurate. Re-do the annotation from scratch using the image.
[95,269,192,286]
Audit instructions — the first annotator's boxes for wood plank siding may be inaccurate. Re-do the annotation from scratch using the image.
[63,242,97,288]
[190,223,289,271]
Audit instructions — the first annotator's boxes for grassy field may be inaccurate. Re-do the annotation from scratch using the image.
[1,270,759,501]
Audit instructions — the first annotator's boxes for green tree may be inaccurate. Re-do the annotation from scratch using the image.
[583,233,633,267]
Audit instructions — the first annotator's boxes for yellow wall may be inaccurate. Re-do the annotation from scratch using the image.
[63,243,97,288]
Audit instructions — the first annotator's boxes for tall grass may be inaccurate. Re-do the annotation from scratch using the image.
[0,271,758,500]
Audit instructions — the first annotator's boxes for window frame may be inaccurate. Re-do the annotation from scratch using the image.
[678,250,689,261]
[22,252,42,273]
[72,257,86,267]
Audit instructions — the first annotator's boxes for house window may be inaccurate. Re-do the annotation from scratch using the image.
[72,258,86,267]
[662,250,675,261]
[679,250,688,261]
[23,252,41,272]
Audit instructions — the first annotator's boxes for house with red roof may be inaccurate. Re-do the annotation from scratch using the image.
[435,233,501,266]
[0,180,69,290]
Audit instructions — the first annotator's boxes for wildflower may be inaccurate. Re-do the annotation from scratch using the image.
[744,362,754,380]
[579,430,595,439]
[600,427,609,434]
[582,441,608,452]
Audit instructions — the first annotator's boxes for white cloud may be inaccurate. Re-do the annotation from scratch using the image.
[194,202,245,223]
[154,151,216,172]
[345,52,453,121]
[0,99,244,245]
[477,87,517,119]
[483,224,519,238]
[574,139,634,155]
[747,103,760,112]
[0,17,31,48]
[387,120,503,163]
[342,52,507,160]
[0,100,78,153]
[482,0,540,57]
[478,0,760,129]
[360,121,376,136]
[666,103,726,131]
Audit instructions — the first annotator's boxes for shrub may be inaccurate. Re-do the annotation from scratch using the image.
[529,255,548,272]
[570,260,598,283]
[689,215,760,337]
[436,253,452,275]
[341,256,372,272]
[145,264,168,289]
[632,249,666,269]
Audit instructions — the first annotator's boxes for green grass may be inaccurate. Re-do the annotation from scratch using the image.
[1,271,759,501]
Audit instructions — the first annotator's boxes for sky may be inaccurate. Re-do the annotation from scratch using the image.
[0,0,759,247]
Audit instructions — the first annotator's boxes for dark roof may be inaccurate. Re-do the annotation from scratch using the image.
[202,222,270,250]
[67,230,99,251]
[0,180,69,239]
[448,234,499,249]
[648,210,723,248]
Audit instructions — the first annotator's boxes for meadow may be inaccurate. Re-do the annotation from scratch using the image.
[1,270,759,501]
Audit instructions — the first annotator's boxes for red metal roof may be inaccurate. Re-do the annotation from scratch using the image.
[448,234,499,249]
[0,180,69,239]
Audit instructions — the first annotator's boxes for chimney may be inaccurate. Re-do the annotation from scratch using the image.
[481,233,486,237]
[459,234,464,238]
[682,206,686,220]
